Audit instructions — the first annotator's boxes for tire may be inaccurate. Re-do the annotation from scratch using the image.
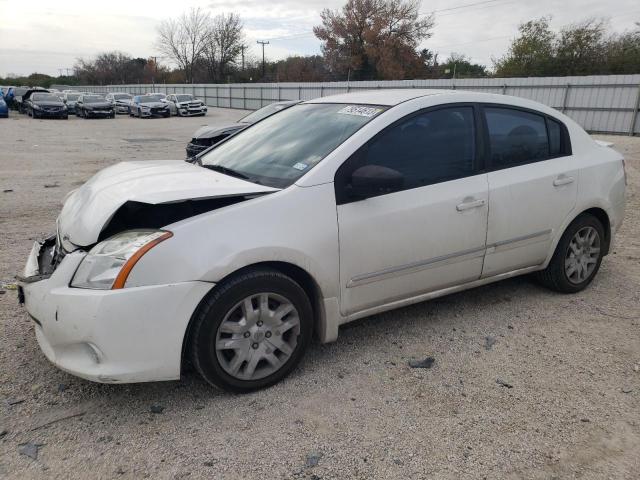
[163,112,170,118]
[189,268,313,393]
[535,213,605,293]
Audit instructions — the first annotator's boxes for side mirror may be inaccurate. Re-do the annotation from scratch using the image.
[348,164,404,199]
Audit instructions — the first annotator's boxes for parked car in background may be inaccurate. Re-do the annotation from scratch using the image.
[146,93,167,102]
[129,95,170,118]
[17,90,626,392]
[186,100,299,158]
[165,94,207,117]
[76,94,115,118]
[16,87,49,113]
[105,92,133,114]
[62,92,81,114]
[0,96,8,118]
[26,92,68,119]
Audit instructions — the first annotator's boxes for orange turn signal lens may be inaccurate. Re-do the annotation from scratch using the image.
[111,231,173,289]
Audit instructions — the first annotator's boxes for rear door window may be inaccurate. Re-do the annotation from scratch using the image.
[484,107,549,169]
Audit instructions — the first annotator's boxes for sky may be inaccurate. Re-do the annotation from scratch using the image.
[1,0,639,77]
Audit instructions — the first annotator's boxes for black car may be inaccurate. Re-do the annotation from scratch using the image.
[16,87,50,113]
[27,93,68,119]
[76,94,115,118]
[185,100,299,158]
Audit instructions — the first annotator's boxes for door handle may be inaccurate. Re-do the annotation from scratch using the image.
[456,198,486,212]
[553,175,574,187]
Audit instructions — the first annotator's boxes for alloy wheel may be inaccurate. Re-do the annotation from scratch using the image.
[564,226,600,284]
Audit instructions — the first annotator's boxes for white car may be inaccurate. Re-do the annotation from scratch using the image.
[18,90,626,392]
[165,93,208,116]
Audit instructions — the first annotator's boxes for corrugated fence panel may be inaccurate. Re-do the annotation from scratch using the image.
[79,74,640,134]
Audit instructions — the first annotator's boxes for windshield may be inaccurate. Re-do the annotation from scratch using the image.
[138,96,160,104]
[200,103,386,188]
[84,95,105,103]
[175,95,193,102]
[147,94,165,101]
[66,94,80,101]
[32,94,60,102]
[113,94,131,100]
[240,102,294,124]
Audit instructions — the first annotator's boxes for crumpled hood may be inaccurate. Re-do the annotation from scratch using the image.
[58,160,277,247]
[194,122,246,139]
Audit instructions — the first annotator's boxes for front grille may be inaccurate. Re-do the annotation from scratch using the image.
[37,234,65,276]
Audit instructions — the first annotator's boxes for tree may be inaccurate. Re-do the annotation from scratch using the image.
[441,53,488,78]
[156,7,211,83]
[203,13,245,82]
[314,0,434,80]
[493,17,555,77]
[493,16,640,77]
[555,19,608,75]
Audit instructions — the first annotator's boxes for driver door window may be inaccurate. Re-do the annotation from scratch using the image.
[341,106,477,199]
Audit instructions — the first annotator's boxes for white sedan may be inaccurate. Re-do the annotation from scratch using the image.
[18,90,626,392]
[165,93,208,116]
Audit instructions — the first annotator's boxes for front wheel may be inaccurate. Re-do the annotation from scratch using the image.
[535,213,605,293]
[189,268,313,393]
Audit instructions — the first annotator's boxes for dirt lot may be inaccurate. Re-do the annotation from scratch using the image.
[0,111,639,480]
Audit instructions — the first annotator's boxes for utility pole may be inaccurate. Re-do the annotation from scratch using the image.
[256,40,269,79]
[240,45,245,71]
[150,56,158,87]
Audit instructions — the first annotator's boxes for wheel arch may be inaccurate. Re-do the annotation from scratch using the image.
[576,207,611,255]
[180,261,326,375]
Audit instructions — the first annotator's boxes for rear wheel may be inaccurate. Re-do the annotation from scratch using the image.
[535,213,605,293]
[189,268,313,393]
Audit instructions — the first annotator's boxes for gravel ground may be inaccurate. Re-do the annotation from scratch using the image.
[0,111,639,480]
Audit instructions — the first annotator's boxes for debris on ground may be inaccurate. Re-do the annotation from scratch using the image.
[496,378,513,389]
[484,336,497,350]
[18,442,43,460]
[43,183,59,188]
[408,356,435,369]
[3,189,13,193]
[150,405,165,414]
[305,452,323,468]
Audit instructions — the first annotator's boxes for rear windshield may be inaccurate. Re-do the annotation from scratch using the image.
[113,94,131,100]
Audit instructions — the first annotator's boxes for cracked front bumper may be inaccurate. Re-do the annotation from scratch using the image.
[18,243,213,383]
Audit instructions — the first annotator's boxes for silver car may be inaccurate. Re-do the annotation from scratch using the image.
[166,94,208,117]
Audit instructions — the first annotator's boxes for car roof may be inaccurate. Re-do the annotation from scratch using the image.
[305,89,451,106]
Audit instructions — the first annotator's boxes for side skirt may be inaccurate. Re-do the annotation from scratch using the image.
[341,264,542,325]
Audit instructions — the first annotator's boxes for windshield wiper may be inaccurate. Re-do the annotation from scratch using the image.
[201,164,251,181]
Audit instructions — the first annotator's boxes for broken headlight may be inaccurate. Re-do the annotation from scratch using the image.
[71,230,172,290]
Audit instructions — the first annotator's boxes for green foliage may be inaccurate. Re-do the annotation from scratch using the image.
[494,17,640,77]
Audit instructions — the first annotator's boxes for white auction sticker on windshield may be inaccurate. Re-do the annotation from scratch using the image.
[338,105,383,117]
[293,162,308,171]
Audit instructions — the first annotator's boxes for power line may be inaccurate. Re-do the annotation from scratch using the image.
[422,0,506,15]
